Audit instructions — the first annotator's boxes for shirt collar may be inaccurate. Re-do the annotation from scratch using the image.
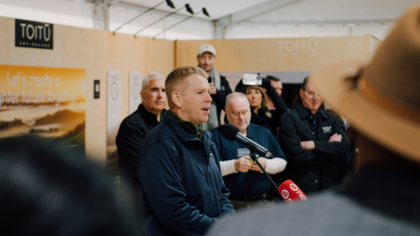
[138,103,158,123]
[246,123,256,138]
[296,103,328,119]
[163,111,208,143]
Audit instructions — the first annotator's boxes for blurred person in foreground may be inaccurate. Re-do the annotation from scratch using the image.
[116,74,166,212]
[280,76,350,194]
[207,6,420,236]
[0,137,139,236]
[197,44,232,130]
[211,93,287,210]
[137,66,234,236]
[235,78,289,138]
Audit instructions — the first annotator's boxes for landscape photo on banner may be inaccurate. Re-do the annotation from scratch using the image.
[0,65,86,152]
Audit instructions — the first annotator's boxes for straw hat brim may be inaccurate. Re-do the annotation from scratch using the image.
[311,60,420,161]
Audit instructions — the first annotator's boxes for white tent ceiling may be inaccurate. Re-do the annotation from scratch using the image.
[0,0,418,40]
[115,0,419,23]
[120,0,271,20]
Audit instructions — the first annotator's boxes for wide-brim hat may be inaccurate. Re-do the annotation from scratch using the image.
[310,6,420,161]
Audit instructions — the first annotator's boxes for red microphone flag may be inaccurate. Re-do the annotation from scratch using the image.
[278,179,308,204]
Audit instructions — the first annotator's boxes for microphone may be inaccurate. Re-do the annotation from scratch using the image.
[278,180,308,204]
[219,124,274,159]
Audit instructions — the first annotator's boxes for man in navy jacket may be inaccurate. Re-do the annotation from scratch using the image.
[279,78,350,194]
[137,66,235,236]
[212,93,287,210]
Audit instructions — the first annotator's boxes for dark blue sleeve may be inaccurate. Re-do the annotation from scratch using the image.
[138,143,216,235]
[210,130,226,161]
[212,144,236,216]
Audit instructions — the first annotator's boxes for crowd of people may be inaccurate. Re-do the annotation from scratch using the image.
[1,5,419,236]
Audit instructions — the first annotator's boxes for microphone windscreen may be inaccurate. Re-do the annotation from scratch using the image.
[278,179,308,204]
[219,124,239,141]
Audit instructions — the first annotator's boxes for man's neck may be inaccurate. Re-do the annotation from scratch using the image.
[301,103,318,115]
[144,106,161,121]
[172,108,198,126]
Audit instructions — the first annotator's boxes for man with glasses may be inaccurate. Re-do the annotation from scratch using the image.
[279,77,350,194]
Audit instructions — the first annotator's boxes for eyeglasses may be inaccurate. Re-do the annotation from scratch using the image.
[304,90,319,98]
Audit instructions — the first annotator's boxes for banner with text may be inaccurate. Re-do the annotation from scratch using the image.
[107,70,121,176]
[129,71,142,114]
[0,65,86,150]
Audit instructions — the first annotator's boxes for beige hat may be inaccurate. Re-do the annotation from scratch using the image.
[198,44,216,56]
[310,6,420,161]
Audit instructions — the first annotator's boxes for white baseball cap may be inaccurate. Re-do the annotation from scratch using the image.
[198,44,216,56]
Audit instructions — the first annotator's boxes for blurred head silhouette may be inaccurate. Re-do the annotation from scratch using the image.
[0,137,140,236]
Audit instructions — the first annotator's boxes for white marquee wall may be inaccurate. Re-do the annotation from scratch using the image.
[0,0,416,40]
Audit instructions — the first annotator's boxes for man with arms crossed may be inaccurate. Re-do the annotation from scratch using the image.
[279,77,350,194]
[212,93,287,210]
[197,44,232,130]
[137,66,235,236]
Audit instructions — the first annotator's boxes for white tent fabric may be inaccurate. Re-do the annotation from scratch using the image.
[246,0,419,23]
[0,0,418,40]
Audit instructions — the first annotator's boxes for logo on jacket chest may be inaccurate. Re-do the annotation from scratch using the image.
[322,126,332,133]
[220,85,225,91]
[209,151,215,159]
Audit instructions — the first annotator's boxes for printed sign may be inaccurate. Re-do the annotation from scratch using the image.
[129,71,142,114]
[0,65,86,150]
[107,70,121,173]
[15,19,53,49]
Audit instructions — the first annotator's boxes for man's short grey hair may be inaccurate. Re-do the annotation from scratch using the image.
[142,74,165,91]
[226,92,249,108]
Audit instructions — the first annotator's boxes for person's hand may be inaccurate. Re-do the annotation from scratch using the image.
[209,82,217,95]
[261,78,271,90]
[250,157,267,172]
[234,156,253,173]
[328,133,342,142]
[301,141,316,150]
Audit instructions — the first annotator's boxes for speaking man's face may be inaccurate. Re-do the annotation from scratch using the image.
[180,74,212,126]
[226,97,251,134]
[141,79,167,113]
[197,52,215,73]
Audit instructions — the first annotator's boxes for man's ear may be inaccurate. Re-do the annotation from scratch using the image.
[299,89,304,99]
[171,91,182,108]
[140,90,144,100]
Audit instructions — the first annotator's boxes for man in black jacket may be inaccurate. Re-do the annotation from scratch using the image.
[280,77,350,194]
[197,44,232,130]
[116,74,167,210]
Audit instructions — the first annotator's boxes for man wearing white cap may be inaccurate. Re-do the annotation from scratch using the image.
[208,5,420,236]
[197,44,232,130]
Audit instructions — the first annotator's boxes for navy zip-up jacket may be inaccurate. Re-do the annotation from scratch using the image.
[211,123,286,197]
[137,112,235,236]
